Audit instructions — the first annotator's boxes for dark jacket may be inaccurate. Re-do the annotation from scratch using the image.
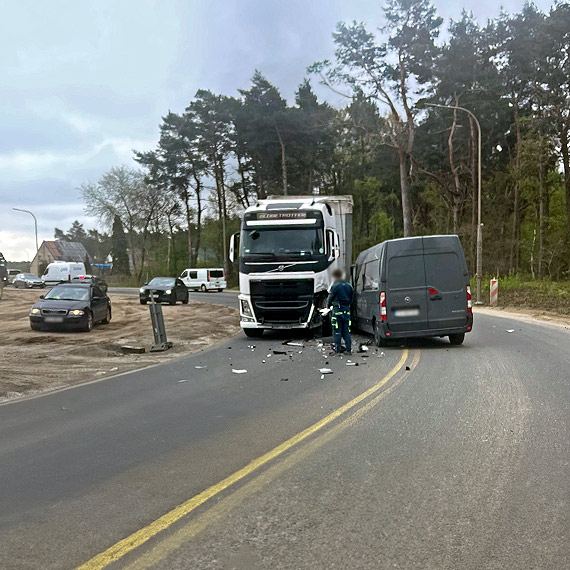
[327,280,353,311]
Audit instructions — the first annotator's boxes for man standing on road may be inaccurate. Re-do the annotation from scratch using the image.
[327,268,353,354]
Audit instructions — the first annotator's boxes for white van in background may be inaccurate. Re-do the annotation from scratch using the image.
[42,262,86,286]
[179,268,226,292]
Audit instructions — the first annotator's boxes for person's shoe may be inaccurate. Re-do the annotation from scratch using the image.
[346,350,352,355]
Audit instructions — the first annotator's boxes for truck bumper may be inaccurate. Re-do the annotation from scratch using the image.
[239,294,316,329]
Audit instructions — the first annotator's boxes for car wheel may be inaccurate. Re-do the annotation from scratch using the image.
[102,306,112,324]
[169,296,177,305]
[30,322,42,331]
[82,311,94,332]
[449,333,465,345]
[182,295,189,304]
[200,284,207,292]
[140,299,147,305]
[243,328,264,338]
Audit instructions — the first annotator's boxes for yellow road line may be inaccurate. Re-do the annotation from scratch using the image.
[76,349,409,570]
[124,349,421,570]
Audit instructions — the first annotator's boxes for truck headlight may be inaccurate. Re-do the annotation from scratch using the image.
[240,299,252,316]
[70,310,84,317]
[30,308,40,315]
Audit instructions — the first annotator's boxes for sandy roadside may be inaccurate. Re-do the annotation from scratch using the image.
[0,288,240,401]
[474,305,570,333]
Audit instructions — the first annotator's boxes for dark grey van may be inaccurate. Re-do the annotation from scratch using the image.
[353,235,473,345]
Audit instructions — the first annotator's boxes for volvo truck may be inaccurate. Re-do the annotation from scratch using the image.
[229,195,353,338]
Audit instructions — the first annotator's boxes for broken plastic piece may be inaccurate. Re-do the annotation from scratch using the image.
[506,329,515,333]
[318,307,332,316]
[319,368,333,374]
[284,341,304,347]
[195,365,207,369]
[232,369,247,374]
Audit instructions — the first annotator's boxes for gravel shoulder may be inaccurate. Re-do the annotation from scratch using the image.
[474,305,570,332]
[0,288,240,401]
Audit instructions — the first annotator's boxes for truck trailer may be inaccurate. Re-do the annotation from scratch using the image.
[229,195,353,337]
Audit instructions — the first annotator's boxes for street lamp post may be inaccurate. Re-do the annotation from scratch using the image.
[423,103,483,305]
[13,208,39,268]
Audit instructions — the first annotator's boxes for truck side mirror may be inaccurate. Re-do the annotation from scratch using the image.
[229,232,239,263]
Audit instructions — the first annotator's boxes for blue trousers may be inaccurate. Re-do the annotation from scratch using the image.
[332,310,351,353]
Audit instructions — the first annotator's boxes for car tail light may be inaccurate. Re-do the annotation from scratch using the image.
[429,287,438,295]
[466,285,472,313]
[379,291,387,321]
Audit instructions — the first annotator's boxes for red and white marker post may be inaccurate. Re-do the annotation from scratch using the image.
[490,278,499,307]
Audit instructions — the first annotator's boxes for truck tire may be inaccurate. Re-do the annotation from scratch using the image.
[243,328,264,338]
[200,284,207,292]
[448,333,465,345]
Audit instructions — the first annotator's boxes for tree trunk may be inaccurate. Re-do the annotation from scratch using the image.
[560,122,570,262]
[275,123,288,195]
[510,109,522,273]
[183,187,193,267]
[398,149,412,237]
[214,158,229,275]
[469,116,477,274]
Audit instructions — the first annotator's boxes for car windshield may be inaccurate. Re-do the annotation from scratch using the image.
[44,286,90,301]
[241,228,324,257]
[22,274,37,278]
[148,277,175,287]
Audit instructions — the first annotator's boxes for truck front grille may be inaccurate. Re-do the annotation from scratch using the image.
[250,279,314,323]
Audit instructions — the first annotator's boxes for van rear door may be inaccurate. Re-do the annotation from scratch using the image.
[423,236,469,330]
[385,239,429,333]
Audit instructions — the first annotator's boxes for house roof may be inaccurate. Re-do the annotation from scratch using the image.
[42,241,88,262]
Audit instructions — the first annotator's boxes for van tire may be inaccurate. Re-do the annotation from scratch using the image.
[243,328,264,338]
[218,288,224,293]
[373,321,389,347]
[449,333,465,345]
[200,285,207,292]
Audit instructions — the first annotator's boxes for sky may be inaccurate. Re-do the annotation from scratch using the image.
[0,0,554,261]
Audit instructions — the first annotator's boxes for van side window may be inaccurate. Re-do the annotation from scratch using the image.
[189,271,198,279]
[181,270,188,278]
[388,256,425,288]
[363,260,380,290]
[354,266,365,293]
[424,253,464,291]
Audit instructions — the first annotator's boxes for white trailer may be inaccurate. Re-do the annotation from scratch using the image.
[229,195,353,338]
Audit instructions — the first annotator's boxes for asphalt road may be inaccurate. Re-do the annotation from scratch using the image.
[1,309,569,570]
[108,287,238,309]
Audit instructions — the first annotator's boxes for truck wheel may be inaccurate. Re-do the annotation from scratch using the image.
[243,328,264,338]
[448,333,465,345]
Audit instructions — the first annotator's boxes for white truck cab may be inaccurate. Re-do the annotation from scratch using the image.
[179,268,226,292]
[230,196,353,337]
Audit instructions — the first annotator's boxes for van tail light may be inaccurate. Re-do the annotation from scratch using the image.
[466,285,472,313]
[429,287,438,295]
[379,291,387,321]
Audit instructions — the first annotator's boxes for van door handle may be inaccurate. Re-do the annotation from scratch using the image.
[430,294,442,301]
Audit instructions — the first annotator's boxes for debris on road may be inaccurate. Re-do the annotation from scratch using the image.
[506,329,515,333]
[272,349,287,355]
[280,378,289,382]
[120,345,146,354]
[178,379,188,383]
[284,340,304,347]
[232,369,248,374]
[319,368,333,374]
[357,343,369,353]
[195,365,207,369]
[346,362,358,366]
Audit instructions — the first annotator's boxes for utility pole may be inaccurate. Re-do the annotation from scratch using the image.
[423,103,483,304]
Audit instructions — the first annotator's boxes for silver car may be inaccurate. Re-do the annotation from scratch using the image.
[13,273,45,289]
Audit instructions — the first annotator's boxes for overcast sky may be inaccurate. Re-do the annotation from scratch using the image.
[0,0,553,261]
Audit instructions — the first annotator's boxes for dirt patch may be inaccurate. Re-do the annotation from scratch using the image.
[0,288,240,401]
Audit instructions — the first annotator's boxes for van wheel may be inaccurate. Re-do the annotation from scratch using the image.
[218,288,224,293]
[243,328,264,338]
[449,333,465,345]
[373,321,388,347]
[200,285,207,292]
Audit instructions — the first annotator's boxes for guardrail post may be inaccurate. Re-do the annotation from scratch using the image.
[148,290,172,352]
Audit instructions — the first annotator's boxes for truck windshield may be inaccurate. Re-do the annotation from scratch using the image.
[241,228,324,257]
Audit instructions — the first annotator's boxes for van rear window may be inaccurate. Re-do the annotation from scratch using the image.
[424,253,464,291]
[388,256,425,288]
[209,270,224,278]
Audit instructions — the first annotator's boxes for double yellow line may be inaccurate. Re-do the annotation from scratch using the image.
[77,349,417,570]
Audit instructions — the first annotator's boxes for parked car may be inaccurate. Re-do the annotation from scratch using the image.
[13,273,44,288]
[179,268,226,292]
[139,277,189,305]
[7,268,21,284]
[353,235,473,346]
[71,274,108,294]
[42,262,86,286]
[29,283,111,332]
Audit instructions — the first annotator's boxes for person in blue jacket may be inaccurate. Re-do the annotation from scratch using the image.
[327,268,353,354]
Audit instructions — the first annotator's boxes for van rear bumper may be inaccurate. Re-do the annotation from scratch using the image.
[378,316,473,339]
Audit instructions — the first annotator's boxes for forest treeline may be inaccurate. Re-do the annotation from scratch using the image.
[78,0,570,281]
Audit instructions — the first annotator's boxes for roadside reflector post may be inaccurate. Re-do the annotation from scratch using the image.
[490,278,499,307]
[148,290,172,352]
